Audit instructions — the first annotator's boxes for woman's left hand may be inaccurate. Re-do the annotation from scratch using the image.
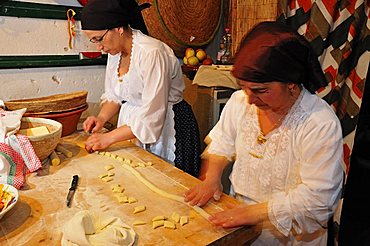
[85,132,114,153]
[209,202,268,228]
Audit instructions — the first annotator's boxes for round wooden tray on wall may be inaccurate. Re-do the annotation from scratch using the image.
[138,0,223,57]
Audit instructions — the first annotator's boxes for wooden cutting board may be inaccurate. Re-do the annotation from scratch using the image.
[0,132,260,245]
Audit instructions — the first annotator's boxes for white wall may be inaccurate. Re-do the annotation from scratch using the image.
[0,0,104,116]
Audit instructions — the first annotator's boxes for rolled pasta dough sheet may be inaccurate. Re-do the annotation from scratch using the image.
[61,210,136,246]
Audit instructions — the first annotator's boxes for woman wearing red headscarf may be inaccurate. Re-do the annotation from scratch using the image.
[185,21,344,245]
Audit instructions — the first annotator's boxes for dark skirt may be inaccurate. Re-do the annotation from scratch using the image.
[173,100,201,177]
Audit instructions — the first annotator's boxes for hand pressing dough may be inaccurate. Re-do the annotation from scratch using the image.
[133,205,146,214]
[180,216,189,226]
[133,220,146,226]
[171,212,180,223]
[152,215,167,222]
[164,221,176,229]
[152,220,165,229]
[102,152,211,221]
[105,165,114,171]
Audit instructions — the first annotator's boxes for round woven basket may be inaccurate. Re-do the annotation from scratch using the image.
[20,117,62,161]
[5,91,87,114]
[138,0,223,57]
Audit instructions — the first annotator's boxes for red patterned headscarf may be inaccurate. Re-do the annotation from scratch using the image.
[232,21,327,94]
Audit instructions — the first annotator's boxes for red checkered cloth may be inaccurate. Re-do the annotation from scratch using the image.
[15,135,42,173]
[0,143,25,189]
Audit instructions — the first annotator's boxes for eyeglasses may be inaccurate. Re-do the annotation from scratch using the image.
[89,29,110,44]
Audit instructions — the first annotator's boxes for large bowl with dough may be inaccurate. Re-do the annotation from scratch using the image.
[20,117,62,161]
[0,183,19,220]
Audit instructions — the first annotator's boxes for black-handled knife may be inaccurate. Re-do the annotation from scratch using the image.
[66,175,79,207]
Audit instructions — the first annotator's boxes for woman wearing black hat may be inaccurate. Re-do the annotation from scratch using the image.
[185,21,344,245]
[81,0,201,177]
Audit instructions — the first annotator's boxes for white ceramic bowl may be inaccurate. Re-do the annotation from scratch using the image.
[0,184,19,220]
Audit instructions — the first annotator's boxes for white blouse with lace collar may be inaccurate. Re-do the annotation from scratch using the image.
[207,88,343,244]
[100,29,184,162]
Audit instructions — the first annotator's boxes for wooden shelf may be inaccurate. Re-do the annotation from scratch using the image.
[0,1,82,20]
[0,55,107,69]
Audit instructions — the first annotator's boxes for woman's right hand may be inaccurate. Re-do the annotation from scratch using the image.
[184,179,223,207]
[83,116,105,133]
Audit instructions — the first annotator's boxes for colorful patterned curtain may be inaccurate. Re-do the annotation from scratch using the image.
[278,0,370,173]
[278,0,369,242]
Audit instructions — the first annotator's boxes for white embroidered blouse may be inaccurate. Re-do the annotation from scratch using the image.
[100,29,184,162]
[207,88,344,241]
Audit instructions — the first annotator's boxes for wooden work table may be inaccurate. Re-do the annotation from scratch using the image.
[0,132,260,245]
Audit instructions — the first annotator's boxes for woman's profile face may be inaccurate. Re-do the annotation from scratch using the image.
[238,80,293,111]
[84,29,121,55]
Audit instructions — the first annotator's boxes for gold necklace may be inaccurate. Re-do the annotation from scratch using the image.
[256,109,286,145]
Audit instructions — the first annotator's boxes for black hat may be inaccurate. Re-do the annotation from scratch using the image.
[81,0,151,35]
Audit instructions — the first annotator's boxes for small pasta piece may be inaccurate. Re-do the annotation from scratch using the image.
[133,205,146,214]
[164,221,176,229]
[117,196,129,204]
[112,186,124,193]
[152,215,167,222]
[171,212,180,223]
[146,162,153,166]
[180,216,189,226]
[152,220,165,229]
[111,184,120,190]
[116,156,124,162]
[128,197,137,204]
[113,193,126,198]
[130,162,138,168]
[107,171,115,177]
[133,220,146,226]
[102,176,113,182]
[98,173,108,179]
[104,165,114,171]
[137,162,146,167]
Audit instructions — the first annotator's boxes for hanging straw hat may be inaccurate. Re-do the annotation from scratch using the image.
[138,0,223,57]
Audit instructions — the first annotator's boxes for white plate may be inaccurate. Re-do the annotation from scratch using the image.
[0,183,19,220]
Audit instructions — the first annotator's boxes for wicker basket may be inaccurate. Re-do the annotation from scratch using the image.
[20,117,62,161]
[5,91,88,114]
[138,0,223,57]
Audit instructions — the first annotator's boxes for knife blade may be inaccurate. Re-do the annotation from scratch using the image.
[66,175,79,207]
